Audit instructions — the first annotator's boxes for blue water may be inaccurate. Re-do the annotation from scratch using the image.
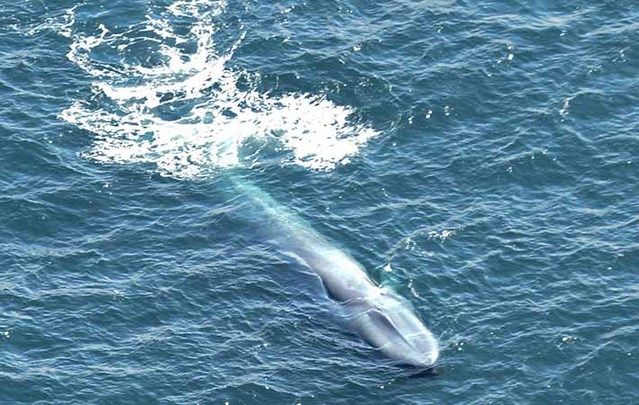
[1,0,638,403]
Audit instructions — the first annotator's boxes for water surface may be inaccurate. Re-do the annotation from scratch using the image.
[1,0,638,403]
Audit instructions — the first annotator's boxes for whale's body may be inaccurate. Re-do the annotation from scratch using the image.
[233,178,439,367]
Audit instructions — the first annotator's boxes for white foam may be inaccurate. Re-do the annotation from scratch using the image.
[59,0,378,178]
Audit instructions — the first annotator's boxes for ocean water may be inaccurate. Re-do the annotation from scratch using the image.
[1,0,638,403]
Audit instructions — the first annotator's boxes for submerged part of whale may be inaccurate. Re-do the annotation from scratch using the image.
[233,178,439,367]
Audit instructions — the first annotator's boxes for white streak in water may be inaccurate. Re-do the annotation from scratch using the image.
[59,0,378,177]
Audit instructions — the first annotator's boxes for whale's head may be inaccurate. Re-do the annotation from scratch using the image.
[343,287,439,367]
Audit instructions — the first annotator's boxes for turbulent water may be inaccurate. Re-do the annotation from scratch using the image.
[1,0,638,403]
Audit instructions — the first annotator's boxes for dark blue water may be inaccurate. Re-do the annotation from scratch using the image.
[1,0,638,403]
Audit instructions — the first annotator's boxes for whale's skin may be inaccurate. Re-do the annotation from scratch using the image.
[232,177,439,367]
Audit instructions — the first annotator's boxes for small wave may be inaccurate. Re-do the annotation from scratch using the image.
[58,0,378,178]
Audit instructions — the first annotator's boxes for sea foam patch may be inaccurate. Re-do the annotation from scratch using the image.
[59,0,378,178]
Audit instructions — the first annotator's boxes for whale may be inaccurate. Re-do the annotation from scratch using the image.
[232,177,439,367]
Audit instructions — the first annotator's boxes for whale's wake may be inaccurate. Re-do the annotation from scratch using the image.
[57,0,438,366]
[59,0,377,176]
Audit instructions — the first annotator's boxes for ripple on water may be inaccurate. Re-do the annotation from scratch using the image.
[1,0,638,403]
